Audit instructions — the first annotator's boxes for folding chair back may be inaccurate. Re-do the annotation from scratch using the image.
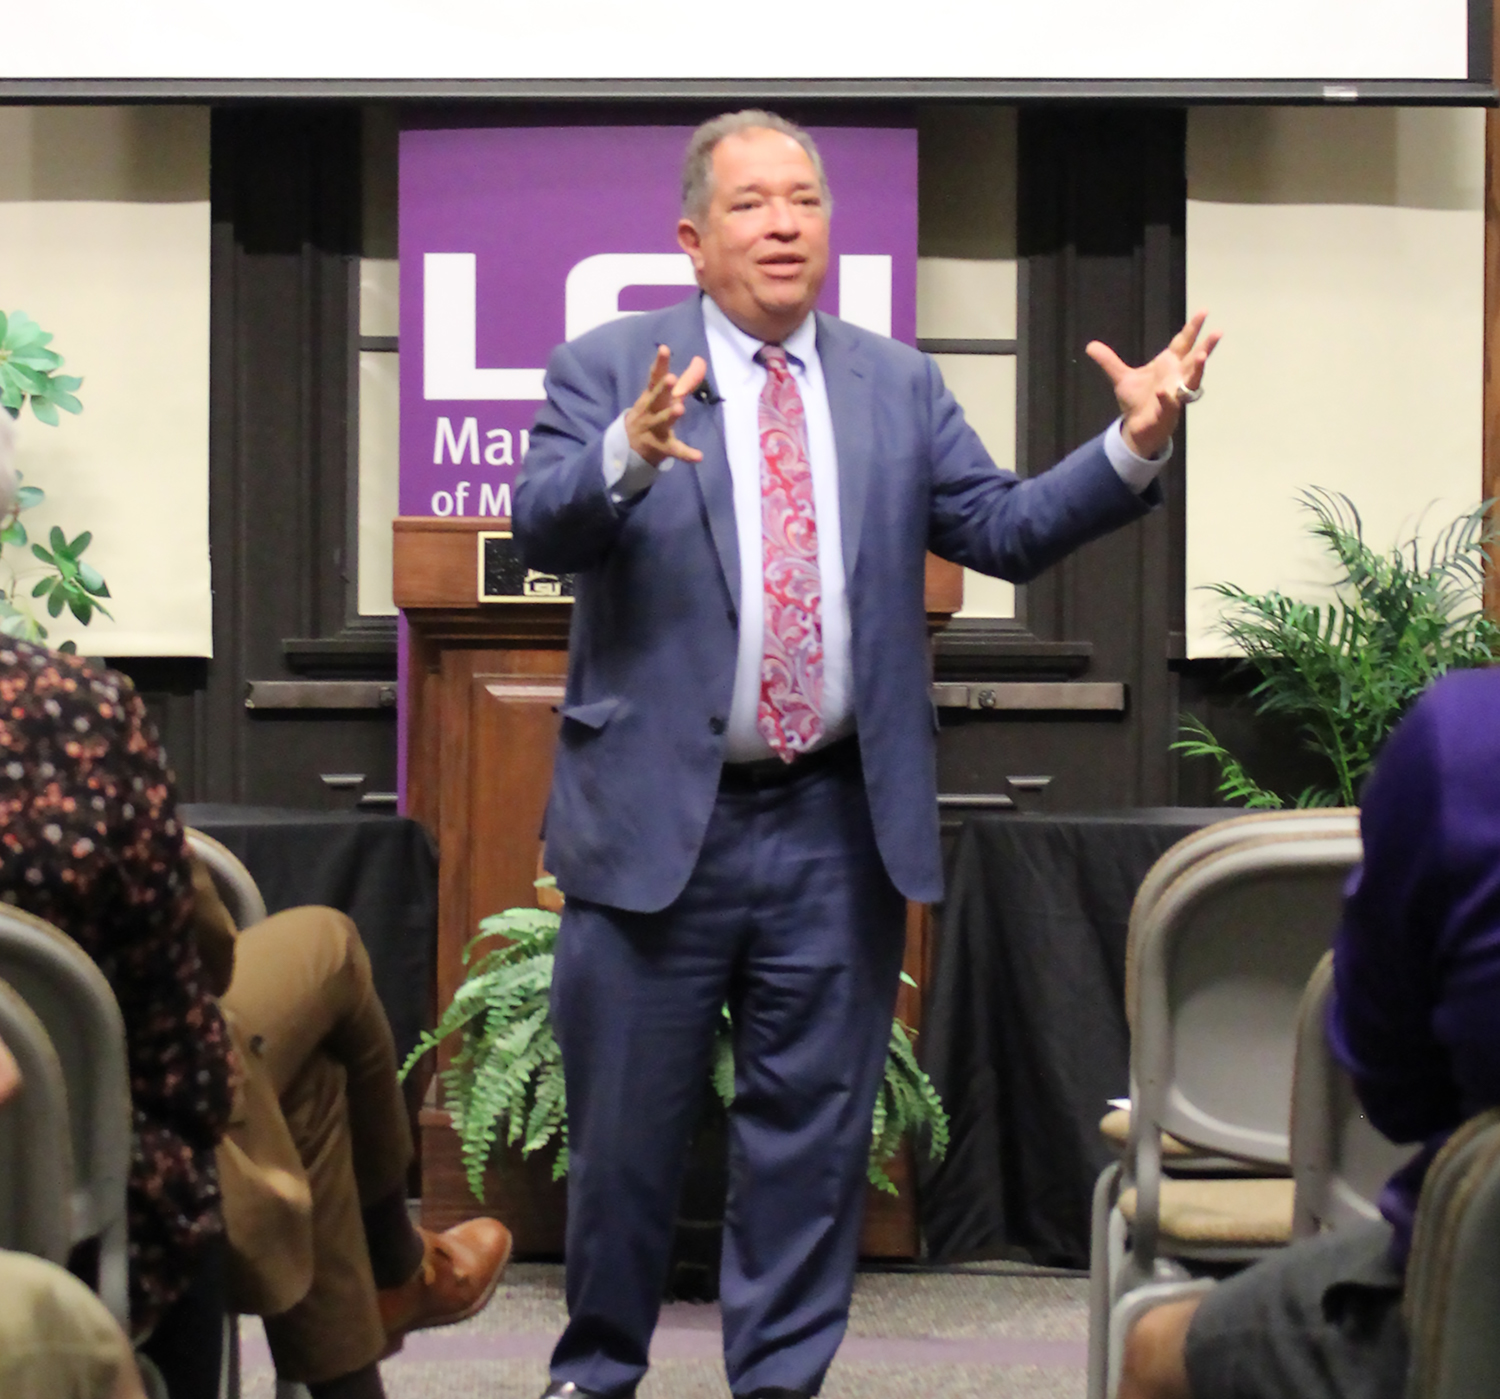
[1404,1110,1500,1399]
[1134,830,1362,1166]
[0,905,132,1328]
[0,974,73,1263]
[186,828,267,931]
[1111,810,1360,1176]
[1124,810,1359,1031]
[1291,951,1416,1239]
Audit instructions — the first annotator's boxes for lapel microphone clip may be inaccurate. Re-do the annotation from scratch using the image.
[692,381,722,407]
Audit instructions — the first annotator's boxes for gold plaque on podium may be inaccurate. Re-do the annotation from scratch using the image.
[476,530,574,603]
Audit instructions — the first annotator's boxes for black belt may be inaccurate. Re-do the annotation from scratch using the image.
[719,735,860,791]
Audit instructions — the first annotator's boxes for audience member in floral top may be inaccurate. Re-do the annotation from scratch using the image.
[0,415,514,1399]
[0,638,235,1334]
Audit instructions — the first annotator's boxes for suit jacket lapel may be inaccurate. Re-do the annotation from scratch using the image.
[816,313,872,590]
[663,298,739,611]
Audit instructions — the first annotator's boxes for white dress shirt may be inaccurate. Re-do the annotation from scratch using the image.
[601,294,1171,762]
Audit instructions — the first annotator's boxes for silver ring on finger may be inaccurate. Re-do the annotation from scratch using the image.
[1174,382,1204,405]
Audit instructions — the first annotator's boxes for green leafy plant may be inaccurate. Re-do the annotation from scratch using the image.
[1,311,83,425]
[0,311,111,647]
[869,992,950,1194]
[1176,489,1499,808]
[406,907,565,1200]
[401,901,950,1201]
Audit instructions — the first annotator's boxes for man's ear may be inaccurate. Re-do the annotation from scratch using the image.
[677,218,705,273]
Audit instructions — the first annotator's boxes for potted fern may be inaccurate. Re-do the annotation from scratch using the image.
[0,310,113,649]
[1177,488,1498,808]
[401,900,949,1209]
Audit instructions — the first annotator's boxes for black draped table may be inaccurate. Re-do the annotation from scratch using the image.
[917,808,1222,1268]
[180,805,438,1066]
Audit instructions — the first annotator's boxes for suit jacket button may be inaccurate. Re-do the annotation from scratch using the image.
[709,717,726,735]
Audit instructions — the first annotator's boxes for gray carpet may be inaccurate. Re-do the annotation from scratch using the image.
[240,1263,1089,1399]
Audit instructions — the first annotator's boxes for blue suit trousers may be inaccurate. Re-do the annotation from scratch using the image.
[549,746,907,1396]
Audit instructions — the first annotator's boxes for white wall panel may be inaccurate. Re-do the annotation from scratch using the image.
[932,355,1019,620]
[0,107,211,657]
[917,106,1019,620]
[917,259,1017,342]
[1184,107,1484,657]
[358,350,400,619]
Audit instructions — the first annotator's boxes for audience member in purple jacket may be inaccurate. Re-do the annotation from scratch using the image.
[1118,664,1500,1399]
[1327,665,1500,1266]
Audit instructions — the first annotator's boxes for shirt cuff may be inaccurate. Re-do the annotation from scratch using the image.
[1103,418,1173,494]
[602,414,667,503]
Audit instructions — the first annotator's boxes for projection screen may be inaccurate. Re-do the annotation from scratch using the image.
[0,0,1488,101]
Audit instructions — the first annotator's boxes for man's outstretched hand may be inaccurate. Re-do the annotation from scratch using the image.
[625,345,708,468]
[1086,312,1221,461]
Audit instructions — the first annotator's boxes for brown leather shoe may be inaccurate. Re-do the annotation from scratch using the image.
[377,1217,513,1347]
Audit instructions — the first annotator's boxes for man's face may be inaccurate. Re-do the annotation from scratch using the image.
[678,128,830,344]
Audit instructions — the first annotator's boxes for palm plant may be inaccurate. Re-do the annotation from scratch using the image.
[1177,488,1499,808]
[401,902,949,1201]
[0,310,112,646]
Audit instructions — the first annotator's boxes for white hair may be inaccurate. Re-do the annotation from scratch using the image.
[0,413,16,519]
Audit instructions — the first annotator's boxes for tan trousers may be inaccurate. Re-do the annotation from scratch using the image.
[221,907,414,1384]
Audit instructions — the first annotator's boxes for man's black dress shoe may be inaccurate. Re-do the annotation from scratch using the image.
[542,1384,641,1398]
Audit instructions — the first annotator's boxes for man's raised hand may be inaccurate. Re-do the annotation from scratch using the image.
[625,345,709,468]
[1085,312,1221,461]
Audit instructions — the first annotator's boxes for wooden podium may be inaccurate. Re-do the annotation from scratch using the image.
[395,516,961,1257]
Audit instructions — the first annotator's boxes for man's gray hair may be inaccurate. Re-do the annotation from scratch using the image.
[681,111,831,224]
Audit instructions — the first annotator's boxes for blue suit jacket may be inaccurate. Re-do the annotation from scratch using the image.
[514,296,1156,913]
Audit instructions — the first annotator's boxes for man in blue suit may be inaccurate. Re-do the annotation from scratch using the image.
[513,110,1217,1399]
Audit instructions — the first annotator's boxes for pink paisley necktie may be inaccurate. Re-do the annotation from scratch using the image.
[755,344,824,761]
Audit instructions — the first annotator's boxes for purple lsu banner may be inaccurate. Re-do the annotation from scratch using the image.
[397,124,918,519]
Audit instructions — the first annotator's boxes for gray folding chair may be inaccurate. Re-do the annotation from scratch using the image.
[0,973,73,1264]
[1093,812,1362,1399]
[1090,825,1362,1399]
[183,829,265,1399]
[1404,1109,1500,1399]
[1290,951,1416,1240]
[186,827,267,930]
[1105,809,1361,1169]
[0,905,132,1329]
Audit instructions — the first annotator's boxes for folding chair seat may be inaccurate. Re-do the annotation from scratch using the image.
[1404,1109,1500,1399]
[186,827,268,930]
[0,905,131,1329]
[1088,824,1362,1399]
[1098,1107,1198,1163]
[1116,1174,1296,1252]
[0,974,73,1263]
[1290,951,1416,1240]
